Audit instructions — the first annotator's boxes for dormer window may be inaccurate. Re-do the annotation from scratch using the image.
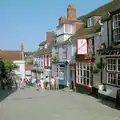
[112,13,120,42]
[87,17,94,27]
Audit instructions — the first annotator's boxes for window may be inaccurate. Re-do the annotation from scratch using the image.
[107,58,120,86]
[112,13,120,42]
[64,24,72,33]
[87,17,94,27]
[88,38,94,53]
[76,63,91,86]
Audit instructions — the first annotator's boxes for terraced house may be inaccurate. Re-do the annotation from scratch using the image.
[52,4,83,88]
[32,32,54,79]
[97,0,120,101]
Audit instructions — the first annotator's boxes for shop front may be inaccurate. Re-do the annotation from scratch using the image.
[75,60,95,94]
[75,38,95,94]
[70,63,76,90]
[52,61,68,88]
[98,48,120,101]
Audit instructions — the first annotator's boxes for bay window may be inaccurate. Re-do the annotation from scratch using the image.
[64,24,72,33]
[107,58,120,86]
[112,13,120,42]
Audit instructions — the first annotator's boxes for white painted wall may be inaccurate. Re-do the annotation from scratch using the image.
[56,25,64,35]
[13,60,25,79]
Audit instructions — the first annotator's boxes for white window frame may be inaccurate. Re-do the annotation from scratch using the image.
[87,17,94,27]
[107,58,120,86]
[64,24,72,33]
[112,13,120,42]
[76,63,91,86]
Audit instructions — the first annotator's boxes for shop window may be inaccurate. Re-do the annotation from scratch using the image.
[76,63,91,86]
[107,58,120,86]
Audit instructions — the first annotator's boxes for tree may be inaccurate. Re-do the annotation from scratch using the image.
[0,58,18,80]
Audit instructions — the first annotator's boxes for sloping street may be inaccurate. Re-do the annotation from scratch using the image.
[0,87,120,120]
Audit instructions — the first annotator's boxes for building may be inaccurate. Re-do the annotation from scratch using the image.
[52,4,83,88]
[31,32,54,79]
[0,43,25,80]
[97,0,120,101]
[25,65,31,80]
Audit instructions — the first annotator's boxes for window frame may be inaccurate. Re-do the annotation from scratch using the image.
[112,13,120,42]
[64,24,72,33]
[107,58,120,86]
[76,63,91,86]
[87,17,94,27]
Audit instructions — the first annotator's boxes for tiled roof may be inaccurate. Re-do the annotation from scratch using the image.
[0,50,23,60]
[35,41,54,56]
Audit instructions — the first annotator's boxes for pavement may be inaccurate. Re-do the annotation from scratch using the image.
[0,87,120,120]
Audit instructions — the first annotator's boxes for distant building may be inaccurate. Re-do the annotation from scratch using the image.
[25,65,31,80]
[0,43,25,80]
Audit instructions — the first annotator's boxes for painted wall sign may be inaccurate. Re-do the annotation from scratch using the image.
[76,39,88,55]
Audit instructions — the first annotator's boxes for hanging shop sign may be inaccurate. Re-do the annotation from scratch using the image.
[76,38,88,55]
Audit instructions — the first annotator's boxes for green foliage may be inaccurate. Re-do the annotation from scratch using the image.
[52,55,59,61]
[100,42,106,49]
[0,58,18,80]
[111,41,118,47]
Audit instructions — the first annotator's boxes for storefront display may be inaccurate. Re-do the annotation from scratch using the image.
[76,62,92,87]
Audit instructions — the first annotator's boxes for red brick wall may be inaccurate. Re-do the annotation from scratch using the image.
[67,4,76,20]
[46,32,54,43]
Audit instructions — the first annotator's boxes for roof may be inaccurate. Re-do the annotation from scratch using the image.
[75,22,101,38]
[101,0,120,21]
[39,41,46,46]
[35,41,54,56]
[0,50,23,60]
[77,0,117,23]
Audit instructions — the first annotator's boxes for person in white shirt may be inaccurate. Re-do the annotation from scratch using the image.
[45,76,50,89]
[40,78,45,92]
[50,76,55,90]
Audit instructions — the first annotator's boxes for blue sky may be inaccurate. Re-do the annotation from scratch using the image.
[0,0,111,52]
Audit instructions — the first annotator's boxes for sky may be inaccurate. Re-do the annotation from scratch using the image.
[0,0,111,52]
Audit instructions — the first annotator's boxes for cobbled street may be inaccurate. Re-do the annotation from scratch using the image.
[0,87,120,120]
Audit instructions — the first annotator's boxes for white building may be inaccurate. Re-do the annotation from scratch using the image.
[0,43,25,80]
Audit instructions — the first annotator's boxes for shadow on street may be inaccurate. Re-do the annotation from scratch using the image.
[0,88,17,102]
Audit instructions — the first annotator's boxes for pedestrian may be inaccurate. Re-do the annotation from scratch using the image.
[50,76,55,90]
[41,78,45,92]
[55,75,59,90]
[45,76,49,89]
[36,79,40,91]
[23,78,27,88]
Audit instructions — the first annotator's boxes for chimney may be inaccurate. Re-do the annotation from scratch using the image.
[20,43,24,60]
[46,32,54,43]
[67,4,76,20]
